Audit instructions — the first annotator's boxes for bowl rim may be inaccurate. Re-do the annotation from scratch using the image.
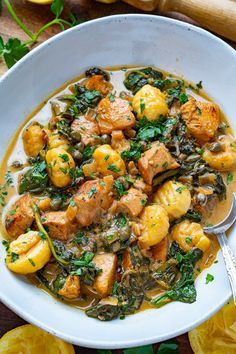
[0,13,235,349]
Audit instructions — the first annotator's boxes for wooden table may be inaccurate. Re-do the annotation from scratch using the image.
[0,1,235,352]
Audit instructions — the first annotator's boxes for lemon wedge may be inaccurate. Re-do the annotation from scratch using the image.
[0,324,75,354]
[189,298,236,354]
[26,0,53,4]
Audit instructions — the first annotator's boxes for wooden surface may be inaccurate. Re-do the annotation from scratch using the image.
[0,1,235,352]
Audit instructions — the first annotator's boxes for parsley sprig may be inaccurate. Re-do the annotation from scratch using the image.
[0,0,83,68]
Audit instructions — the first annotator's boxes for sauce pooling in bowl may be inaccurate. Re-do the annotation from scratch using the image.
[1,66,236,320]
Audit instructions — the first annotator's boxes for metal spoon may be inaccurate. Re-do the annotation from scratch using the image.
[204,192,236,304]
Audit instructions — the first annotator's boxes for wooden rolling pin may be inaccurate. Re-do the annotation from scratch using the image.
[111,0,236,41]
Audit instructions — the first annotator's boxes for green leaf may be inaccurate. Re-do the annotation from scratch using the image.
[1,38,29,68]
[51,0,64,18]
[227,172,233,185]
[205,273,214,284]
[123,344,154,354]
[157,340,179,354]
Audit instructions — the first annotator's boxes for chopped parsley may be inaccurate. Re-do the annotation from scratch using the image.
[2,240,10,251]
[196,106,202,115]
[59,153,69,162]
[162,161,168,169]
[38,231,47,240]
[185,236,192,244]
[113,180,128,199]
[107,164,120,173]
[88,186,97,198]
[28,258,36,267]
[141,199,147,205]
[196,80,203,90]
[69,200,76,207]
[140,100,145,113]
[10,252,19,263]
[206,273,214,284]
[108,93,115,102]
[178,93,188,104]
[60,167,68,174]
[104,154,110,161]
[176,186,187,193]
[227,172,233,185]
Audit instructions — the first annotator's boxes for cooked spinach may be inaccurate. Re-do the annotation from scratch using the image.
[151,246,203,307]
[66,84,102,118]
[85,67,110,81]
[19,161,48,194]
[124,67,163,93]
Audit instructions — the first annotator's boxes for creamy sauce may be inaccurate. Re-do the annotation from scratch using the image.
[1,66,236,312]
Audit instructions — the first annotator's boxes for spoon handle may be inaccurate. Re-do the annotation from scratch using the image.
[217,232,236,305]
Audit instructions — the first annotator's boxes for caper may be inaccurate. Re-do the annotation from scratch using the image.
[101,134,111,144]
[71,130,81,142]
[51,197,63,210]
[209,142,223,152]
[11,160,23,168]
[75,142,85,152]
[71,150,83,161]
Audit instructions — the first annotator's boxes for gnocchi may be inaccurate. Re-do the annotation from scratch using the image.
[47,133,70,150]
[46,148,75,187]
[139,204,169,249]
[154,181,191,220]
[171,220,211,252]
[132,84,168,121]
[202,135,236,171]
[23,124,46,157]
[6,231,51,274]
[93,144,126,177]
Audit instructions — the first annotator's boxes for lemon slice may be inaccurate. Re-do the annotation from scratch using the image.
[26,0,53,4]
[0,324,75,354]
[189,298,236,354]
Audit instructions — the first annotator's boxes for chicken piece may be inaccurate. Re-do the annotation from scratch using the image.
[58,275,80,299]
[150,236,168,263]
[93,253,117,297]
[5,194,34,238]
[42,211,77,241]
[111,130,130,154]
[181,99,220,144]
[71,113,100,146]
[133,178,152,195]
[117,188,147,217]
[85,75,113,95]
[97,97,135,134]
[73,176,114,227]
[138,142,180,185]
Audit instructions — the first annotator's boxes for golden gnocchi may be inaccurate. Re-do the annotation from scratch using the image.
[47,133,70,150]
[46,148,75,188]
[6,231,51,274]
[171,220,211,252]
[132,84,168,121]
[93,144,126,177]
[154,181,191,220]
[202,135,236,171]
[23,124,46,157]
[139,204,169,249]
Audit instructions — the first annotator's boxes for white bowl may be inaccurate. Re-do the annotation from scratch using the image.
[0,14,236,349]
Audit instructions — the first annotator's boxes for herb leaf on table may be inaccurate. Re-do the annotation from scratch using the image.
[0,0,84,68]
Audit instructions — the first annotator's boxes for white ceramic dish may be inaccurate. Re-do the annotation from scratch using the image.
[0,14,236,349]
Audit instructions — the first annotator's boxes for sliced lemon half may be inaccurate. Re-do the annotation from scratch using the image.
[0,324,75,354]
[189,298,236,354]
